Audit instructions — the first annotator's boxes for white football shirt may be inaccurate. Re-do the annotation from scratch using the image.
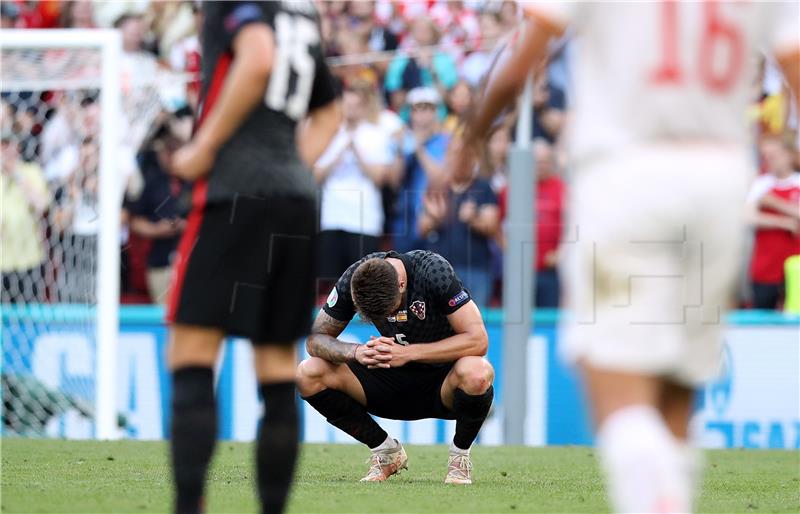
[524,1,800,162]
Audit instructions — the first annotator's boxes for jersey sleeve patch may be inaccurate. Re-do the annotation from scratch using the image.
[326,286,338,307]
[448,290,470,308]
[224,3,264,34]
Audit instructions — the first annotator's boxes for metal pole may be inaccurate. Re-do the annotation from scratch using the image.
[502,76,535,445]
[97,31,122,440]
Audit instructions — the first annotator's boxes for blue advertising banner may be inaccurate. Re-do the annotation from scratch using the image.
[2,305,797,447]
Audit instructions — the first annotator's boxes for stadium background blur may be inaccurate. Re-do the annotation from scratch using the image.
[3,0,797,312]
[1,3,799,512]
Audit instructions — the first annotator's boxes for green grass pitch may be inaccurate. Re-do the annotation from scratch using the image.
[1,439,798,513]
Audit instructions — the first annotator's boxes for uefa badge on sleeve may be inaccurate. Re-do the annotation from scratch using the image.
[326,287,338,308]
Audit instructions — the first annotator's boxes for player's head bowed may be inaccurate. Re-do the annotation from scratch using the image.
[351,258,403,323]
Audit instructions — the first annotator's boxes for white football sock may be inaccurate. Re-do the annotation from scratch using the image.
[449,442,470,455]
[597,405,691,514]
[371,436,399,452]
[677,441,703,510]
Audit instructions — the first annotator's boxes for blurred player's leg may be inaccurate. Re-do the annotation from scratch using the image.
[253,345,300,514]
[168,324,224,514]
[584,367,690,514]
[660,381,702,509]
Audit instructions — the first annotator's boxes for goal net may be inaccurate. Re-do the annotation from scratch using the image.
[1,30,188,439]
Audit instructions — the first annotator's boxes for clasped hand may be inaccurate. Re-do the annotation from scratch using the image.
[355,336,412,369]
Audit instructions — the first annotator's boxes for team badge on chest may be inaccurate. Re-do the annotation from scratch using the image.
[410,300,426,320]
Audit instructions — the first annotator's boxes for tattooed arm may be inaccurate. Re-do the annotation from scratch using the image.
[306,310,354,363]
[306,310,392,367]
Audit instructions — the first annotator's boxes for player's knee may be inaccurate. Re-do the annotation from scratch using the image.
[454,357,493,394]
[296,357,331,396]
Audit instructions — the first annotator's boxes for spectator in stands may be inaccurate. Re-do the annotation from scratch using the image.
[498,1,519,32]
[0,133,51,303]
[429,0,480,59]
[335,31,380,87]
[460,10,505,87]
[1,100,14,133]
[746,134,800,309]
[145,1,195,60]
[516,73,566,144]
[50,137,100,303]
[314,82,394,284]
[418,137,500,307]
[115,13,158,106]
[385,16,458,119]
[442,80,473,134]
[60,1,96,29]
[391,87,450,252]
[168,2,202,109]
[14,105,41,163]
[499,139,566,308]
[43,93,99,184]
[349,0,399,57]
[0,2,19,29]
[128,109,192,304]
[481,124,511,193]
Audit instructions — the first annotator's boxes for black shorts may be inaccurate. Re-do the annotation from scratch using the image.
[318,230,379,282]
[347,362,456,421]
[168,192,317,344]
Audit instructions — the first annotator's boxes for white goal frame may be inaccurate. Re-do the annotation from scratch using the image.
[0,29,122,440]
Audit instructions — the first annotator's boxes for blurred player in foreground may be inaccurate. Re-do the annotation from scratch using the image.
[297,250,494,484]
[460,2,799,512]
[168,1,340,513]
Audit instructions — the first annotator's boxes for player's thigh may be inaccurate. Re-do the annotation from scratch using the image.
[297,357,368,405]
[253,343,297,383]
[659,380,695,441]
[169,323,225,370]
[581,363,663,428]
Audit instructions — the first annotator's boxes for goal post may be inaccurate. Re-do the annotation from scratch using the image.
[1,29,121,439]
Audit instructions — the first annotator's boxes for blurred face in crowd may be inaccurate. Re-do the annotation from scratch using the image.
[77,138,99,195]
[1,138,19,173]
[69,0,94,28]
[16,108,36,132]
[120,16,145,52]
[410,102,438,133]
[342,90,366,125]
[2,101,15,132]
[79,138,99,173]
[327,1,347,17]
[761,137,794,177]
[488,127,510,170]
[500,1,518,29]
[479,12,503,43]
[79,100,100,137]
[349,1,374,21]
[448,82,472,116]
[411,17,439,47]
[534,139,556,180]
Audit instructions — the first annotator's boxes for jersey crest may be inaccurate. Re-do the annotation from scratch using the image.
[410,300,426,320]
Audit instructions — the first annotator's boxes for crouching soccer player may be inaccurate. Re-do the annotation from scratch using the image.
[297,250,494,484]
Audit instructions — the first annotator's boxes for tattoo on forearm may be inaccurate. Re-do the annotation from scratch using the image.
[308,311,354,363]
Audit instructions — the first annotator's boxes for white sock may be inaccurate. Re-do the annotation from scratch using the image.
[450,442,470,455]
[597,405,691,514]
[677,441,703,511]
[371,436,399,452]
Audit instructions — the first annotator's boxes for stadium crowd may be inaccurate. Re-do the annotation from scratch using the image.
[1,0,798,311]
